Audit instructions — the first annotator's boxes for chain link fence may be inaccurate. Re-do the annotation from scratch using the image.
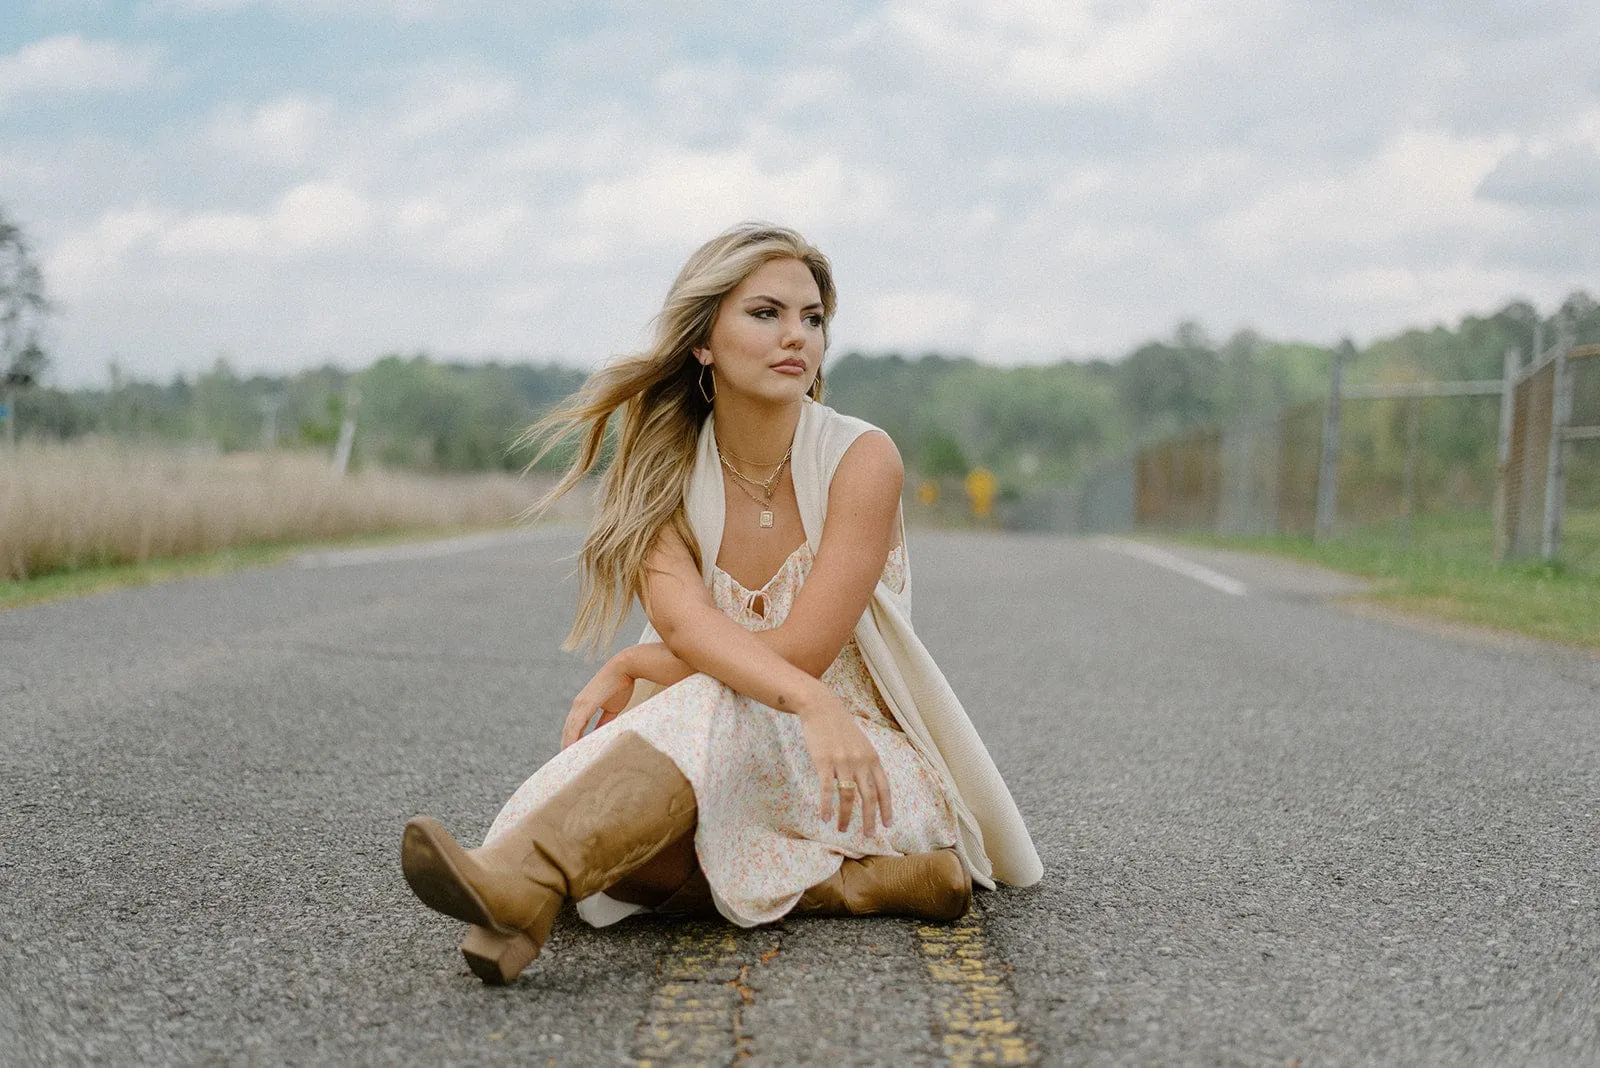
[1032,341,1599,576]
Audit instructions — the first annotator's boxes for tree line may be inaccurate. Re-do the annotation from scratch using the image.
[6,203,1597,491]
[12,290,1595,494]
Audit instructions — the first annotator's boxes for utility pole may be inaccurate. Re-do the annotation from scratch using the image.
[332,385,360,475]
[3,354,40,447]
[257,395,283,451]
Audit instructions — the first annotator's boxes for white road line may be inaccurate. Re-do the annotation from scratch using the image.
[1096,538,1249,597]
[295,526,563,569]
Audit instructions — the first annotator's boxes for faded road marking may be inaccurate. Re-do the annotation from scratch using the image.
[916,905,1033,1066]
[633,923,779,1067]
[1098,538,1249,597]
[295,526,561,569]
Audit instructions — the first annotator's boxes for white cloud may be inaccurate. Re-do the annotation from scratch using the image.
[1477,107,1600,209]
[16,2,1600,385]
[859,290,977,352]
[272,181,373,249]
[1208,129,1515,261]
[567,150,896,260]
[881,0,1190,101]
[49,208,167,292]
[52,181,375,287]
[0,35,163,107]
[158,210,266,254]
[205,95,330,166]
[400,200,533,267]
[388,73,518,141]
[144,0,446,20]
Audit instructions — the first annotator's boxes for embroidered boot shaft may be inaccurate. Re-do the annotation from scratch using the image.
[401,733,698,984]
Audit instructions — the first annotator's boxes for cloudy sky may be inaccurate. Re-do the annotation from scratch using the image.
[3,1,1598,386]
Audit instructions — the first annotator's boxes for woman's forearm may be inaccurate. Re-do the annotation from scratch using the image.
[618,628,831,702]
[655,605,839,719]
[747,626,836,678]
[615,642,697,689]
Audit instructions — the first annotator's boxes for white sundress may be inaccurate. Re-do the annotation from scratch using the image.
[482,541,960,928]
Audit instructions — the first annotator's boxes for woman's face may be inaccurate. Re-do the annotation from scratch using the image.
[698,257,825,405]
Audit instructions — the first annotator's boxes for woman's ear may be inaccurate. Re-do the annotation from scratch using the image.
[693,348,711,366]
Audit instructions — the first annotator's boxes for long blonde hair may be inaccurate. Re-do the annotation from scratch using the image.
[520,222,837,653]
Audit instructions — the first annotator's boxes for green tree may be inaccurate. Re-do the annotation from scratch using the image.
[1,205,52,443]
[192,358,260,450]
[1116,320,1223,435]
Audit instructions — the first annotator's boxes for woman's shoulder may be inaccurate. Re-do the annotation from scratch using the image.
[802,401,903,509]
[806,397,886,439]
[803,399,896,471]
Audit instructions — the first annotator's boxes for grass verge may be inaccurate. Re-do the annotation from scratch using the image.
[1179,510,1600,653]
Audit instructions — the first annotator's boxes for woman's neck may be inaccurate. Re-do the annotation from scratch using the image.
[712,395,803,465]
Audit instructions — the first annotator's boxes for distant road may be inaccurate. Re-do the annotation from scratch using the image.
[2,528,1595,1065]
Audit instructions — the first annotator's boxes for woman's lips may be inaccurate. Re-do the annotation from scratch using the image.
[772,360,807,375]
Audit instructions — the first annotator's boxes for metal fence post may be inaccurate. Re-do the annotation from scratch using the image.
[1315,341,1348,543]
[1400,395,1421,544]
[1491,347,1519,562]
[1539,331,1573,561]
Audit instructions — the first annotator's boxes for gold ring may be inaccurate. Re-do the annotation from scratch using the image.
[836,780,857,791]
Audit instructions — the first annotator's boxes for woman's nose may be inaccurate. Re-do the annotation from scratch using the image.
[781,314,806,347]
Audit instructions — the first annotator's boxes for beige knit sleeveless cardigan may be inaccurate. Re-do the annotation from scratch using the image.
[632,398,1043,889]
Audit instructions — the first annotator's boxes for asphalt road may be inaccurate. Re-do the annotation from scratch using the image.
[1,528,1596,1066]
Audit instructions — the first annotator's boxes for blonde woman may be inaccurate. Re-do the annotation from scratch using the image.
[401,223,1042,985]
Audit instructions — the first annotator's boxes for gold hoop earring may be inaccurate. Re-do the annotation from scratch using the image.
[698,363,715,403]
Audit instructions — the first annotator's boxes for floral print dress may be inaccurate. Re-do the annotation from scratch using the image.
[482,542,959,928]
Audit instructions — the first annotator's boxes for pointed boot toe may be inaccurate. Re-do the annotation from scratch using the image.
[401,816,496,928]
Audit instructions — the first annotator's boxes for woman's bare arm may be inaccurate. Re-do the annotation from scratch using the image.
[744,431,904,675]
[643,527,838,717]
[597,432,900,690]
[559,641,694,749]
[615,642,696,689]
[643,525,895,833]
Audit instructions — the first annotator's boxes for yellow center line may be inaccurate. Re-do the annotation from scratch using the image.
[915,904,1034,1065]
[633,922,780,1067]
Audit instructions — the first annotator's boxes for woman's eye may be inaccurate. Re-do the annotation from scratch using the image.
[805,314,824,328]
[751,307,777,319]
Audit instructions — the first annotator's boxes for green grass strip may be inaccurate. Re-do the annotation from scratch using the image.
[1182,510,1600,652]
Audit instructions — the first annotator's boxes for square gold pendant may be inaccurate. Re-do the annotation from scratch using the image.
[759,510,774,528]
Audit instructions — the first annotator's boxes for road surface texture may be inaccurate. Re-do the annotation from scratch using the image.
[1,528,1595,1066]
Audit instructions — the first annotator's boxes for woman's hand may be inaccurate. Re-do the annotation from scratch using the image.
[562,655,637,749]
[798,699,894,837]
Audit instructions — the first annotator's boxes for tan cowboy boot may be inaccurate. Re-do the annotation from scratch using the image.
[795,849,971,921]
[401,733,697,984]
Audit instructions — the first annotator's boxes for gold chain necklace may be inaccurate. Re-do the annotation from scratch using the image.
[719,440,789,468]
[720,451,789,499]
[725,467,783,528]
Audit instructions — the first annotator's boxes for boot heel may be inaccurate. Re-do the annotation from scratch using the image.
[460,924,540,985]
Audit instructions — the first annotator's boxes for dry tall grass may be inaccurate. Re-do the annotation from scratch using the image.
[0,441,578,581]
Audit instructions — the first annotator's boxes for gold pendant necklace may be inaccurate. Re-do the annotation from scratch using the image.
[719,448,790,498]
[726,468,778,528]
[716,437,791,529]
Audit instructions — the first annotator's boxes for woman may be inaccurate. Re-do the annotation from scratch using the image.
[401,223,1042,985]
